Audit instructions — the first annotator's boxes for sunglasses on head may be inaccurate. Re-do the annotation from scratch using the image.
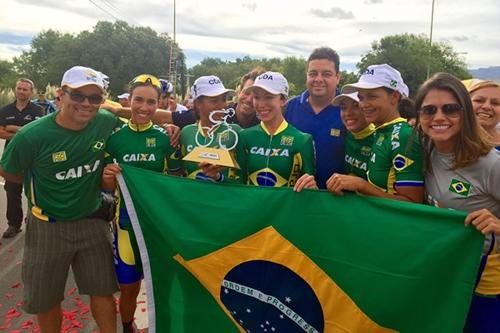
[419,103,462,117]
[63,89,104,105]
[130,74,161,89]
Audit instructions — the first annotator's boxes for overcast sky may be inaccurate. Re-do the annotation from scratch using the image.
[1,0,498,71]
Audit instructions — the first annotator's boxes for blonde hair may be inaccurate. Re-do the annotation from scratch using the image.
[468,80,500,94]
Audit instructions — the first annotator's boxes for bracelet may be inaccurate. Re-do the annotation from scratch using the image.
[214,172,224,183]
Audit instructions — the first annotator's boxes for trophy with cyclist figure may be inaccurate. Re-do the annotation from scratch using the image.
[183,108,241,169]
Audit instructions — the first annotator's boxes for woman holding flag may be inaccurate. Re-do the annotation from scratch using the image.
[238,71,317,191]
[101,74,181,333]
[414,72,500,333]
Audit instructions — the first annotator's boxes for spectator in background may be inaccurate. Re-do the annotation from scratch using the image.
[32,92,58,115]
[117,93,130,107]
[226,66,266,128]
[285,47,345,189]
[159,79,188,113]
[398,97,417,127]
[0,78,44,238]
[467,80,500,150]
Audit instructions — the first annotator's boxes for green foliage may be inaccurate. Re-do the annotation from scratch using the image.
[357,33,471,97]
[339,71,358,88]
[13,21,185,97]
[189,56,307,97]
[0,60,19,89]
[0,88,15,109]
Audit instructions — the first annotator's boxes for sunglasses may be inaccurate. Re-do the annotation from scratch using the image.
[63,89,104,105]
[130,74,161,89]
[419,103,462,118]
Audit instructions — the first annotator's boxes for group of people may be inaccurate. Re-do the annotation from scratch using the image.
[0,45,499,333]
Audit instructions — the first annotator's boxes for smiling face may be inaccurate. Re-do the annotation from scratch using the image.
[306,59,340,100]
[237,79,255,117]
[130,85,159,125]
[471,86,500,131]
[357,88,399,126]
[58,84,103,129]
[339,99,368,133]
[419,89,462,153]
[253,87,285,126]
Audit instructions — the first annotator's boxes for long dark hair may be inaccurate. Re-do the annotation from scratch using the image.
[414,72,493,171]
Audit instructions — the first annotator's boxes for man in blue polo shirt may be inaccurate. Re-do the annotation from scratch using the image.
[285,47,345,189]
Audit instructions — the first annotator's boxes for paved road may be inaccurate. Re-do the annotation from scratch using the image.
[0,139,149,332]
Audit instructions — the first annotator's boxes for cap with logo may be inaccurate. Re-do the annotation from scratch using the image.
[160,79,174,95]
[61,66,107,92]
[342,64,409,97]
[332,92,360,106]
[191,75,235,100]
[245,71,289,97]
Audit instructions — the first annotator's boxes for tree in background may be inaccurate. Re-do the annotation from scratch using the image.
[339,71,358,88]
[13,21,185,97]
[189,56,307,97]
[357,33,471,97]
[0,60,19,89]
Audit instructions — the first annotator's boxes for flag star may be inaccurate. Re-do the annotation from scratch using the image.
[285,296,292,303]
[264,330,267,332]
[224,288,229,294]
[279,314,284,319]
[233,310,237,315]
[260,324,264,328]
[271,328,275,332]
[266,320,270,325]
[246,308,252,313]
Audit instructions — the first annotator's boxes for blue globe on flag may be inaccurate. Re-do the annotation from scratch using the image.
[220,260,324,333]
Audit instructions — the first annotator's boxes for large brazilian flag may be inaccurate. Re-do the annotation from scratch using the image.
[117,165,483,333]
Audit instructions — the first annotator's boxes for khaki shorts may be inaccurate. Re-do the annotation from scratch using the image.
[22,212,119,314]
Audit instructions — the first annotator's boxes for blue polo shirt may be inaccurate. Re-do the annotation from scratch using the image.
[285,90,346,189]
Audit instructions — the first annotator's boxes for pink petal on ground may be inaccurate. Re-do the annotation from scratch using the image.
[6,307,22,319]
[4,293,13,299]
[20,319,34,329]
[10,282,21,289]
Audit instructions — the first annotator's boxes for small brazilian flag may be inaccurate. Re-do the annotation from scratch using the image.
[92,139,105,152]
[118,165,483,333]
[449,178,471,197]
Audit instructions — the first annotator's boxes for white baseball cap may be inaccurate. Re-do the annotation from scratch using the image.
[61,66,107,91]
[332,92,359,106]
[191,75,235,100]
[117,93,130,99]
[245,71,289,97]
[342,64,409,97]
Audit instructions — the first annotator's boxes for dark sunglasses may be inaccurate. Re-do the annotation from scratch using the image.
[419,103,462,117]
[63,89,104,105]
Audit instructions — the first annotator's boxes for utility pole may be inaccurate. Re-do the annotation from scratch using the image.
[426,0,436,79]
[168,0,177,91]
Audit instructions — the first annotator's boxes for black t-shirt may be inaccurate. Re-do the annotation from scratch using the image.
[172,109,197,129]
[0,101,44,146]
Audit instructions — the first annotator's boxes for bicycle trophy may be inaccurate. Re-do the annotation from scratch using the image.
[183,108,240,169]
